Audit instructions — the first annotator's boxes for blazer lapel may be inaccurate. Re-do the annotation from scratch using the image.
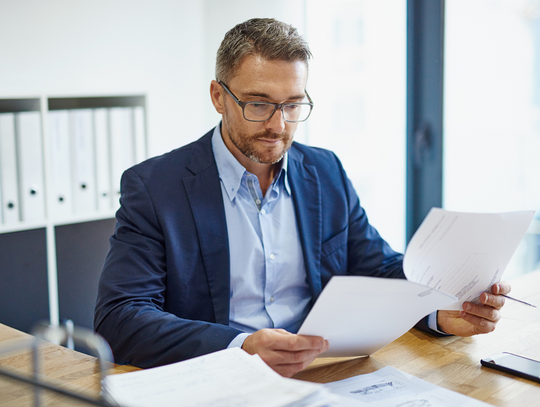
[288,146,323,300]
[183,133,230,325]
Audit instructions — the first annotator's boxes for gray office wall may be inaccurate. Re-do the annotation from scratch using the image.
[0,228,49,333]
[56,218,116,330]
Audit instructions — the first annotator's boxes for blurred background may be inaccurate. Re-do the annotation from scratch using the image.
[0,0,538,278]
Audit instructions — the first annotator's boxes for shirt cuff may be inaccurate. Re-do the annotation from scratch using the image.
[428,311,451,335]
[227,333,251,349]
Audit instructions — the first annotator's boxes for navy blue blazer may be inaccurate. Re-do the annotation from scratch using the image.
[94,128,410,368]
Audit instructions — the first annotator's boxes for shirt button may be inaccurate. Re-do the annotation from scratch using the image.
[256,199,261,204]
[270,297,274,302]
[270,253,275,260]
[261,209,266,215]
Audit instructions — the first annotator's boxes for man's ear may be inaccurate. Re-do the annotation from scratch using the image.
[210,80,225,114]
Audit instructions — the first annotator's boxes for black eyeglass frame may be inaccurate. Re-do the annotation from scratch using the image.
[218,81,314,123]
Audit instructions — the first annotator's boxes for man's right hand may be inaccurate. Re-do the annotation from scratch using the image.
[241,328,329,377]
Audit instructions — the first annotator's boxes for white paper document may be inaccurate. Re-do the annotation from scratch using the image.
[298,276,456,357]
[104,347,333,407]
[403,208,534,310]
[298,208,534,357]
[325,366,491,406]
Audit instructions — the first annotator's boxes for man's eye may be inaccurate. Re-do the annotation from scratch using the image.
[248,103,272,113]
[285,104,299,110]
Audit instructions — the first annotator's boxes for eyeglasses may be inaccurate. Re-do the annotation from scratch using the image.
[219,81,314,123]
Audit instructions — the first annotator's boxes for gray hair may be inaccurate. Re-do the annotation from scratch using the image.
[215,18,312,84]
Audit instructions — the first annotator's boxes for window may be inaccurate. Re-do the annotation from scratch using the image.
[306,0,407,252]
[444,0,540,277]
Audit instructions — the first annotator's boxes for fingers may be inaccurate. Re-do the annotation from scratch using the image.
[245,329,327,353]
[242,329,329,377]
[459,307,498,334]
[479,291,506,309]
[477,281,512,310]
[272,347,327,377]
[464,301,501,322]
[460,299,502,334]
[438,283,511,337]
[491,281,511,295]
[275,329,328,352]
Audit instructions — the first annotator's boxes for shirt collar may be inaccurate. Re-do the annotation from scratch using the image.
[211,124,291,201]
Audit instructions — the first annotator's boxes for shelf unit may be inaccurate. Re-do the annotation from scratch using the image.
[0,95,146,333]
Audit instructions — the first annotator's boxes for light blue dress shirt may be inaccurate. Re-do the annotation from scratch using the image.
[212,126,445,348]
[211,126,312,348]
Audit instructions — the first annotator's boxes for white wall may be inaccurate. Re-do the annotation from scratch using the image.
[1,0,410,251]
[0,0,306,157]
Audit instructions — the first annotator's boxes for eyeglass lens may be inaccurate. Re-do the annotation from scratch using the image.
[244,102,311,122]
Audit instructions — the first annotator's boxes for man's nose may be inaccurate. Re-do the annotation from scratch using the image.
[265,107,286,134]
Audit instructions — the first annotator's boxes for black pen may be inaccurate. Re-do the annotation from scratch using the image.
[502,294,537,308]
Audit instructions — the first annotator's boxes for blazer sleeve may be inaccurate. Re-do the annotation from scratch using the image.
[333,155,448,336]
[94,168,241,368]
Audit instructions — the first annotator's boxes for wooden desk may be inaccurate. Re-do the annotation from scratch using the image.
[0,324,139,406]
[294,270,540,406]
[1,271,539,406]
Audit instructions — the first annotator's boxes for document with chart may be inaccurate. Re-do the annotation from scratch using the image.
[298,208,534,357]
[325,366,491,406]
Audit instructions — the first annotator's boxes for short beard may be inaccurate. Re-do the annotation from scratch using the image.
[228,127,293,165]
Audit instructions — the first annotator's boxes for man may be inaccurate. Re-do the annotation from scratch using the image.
[94,18,510,378]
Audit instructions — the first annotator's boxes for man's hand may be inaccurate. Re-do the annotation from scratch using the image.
[242,328,329,377]
[437,282,511,336]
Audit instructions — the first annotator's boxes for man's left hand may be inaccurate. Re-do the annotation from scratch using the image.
[437,282,511,336]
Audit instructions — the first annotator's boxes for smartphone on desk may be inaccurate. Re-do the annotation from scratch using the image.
[481,352,540,383]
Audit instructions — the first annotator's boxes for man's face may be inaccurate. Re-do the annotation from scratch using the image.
[217,55,309,166]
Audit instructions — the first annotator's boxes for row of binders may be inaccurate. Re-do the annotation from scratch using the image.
[0,107,145,225]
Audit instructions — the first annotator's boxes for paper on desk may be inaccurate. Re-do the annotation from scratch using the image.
[403,208,535,310]
[325,366,491,406]
[298,208,534,357]
[104,347,333,407]
[298,276,457,357]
